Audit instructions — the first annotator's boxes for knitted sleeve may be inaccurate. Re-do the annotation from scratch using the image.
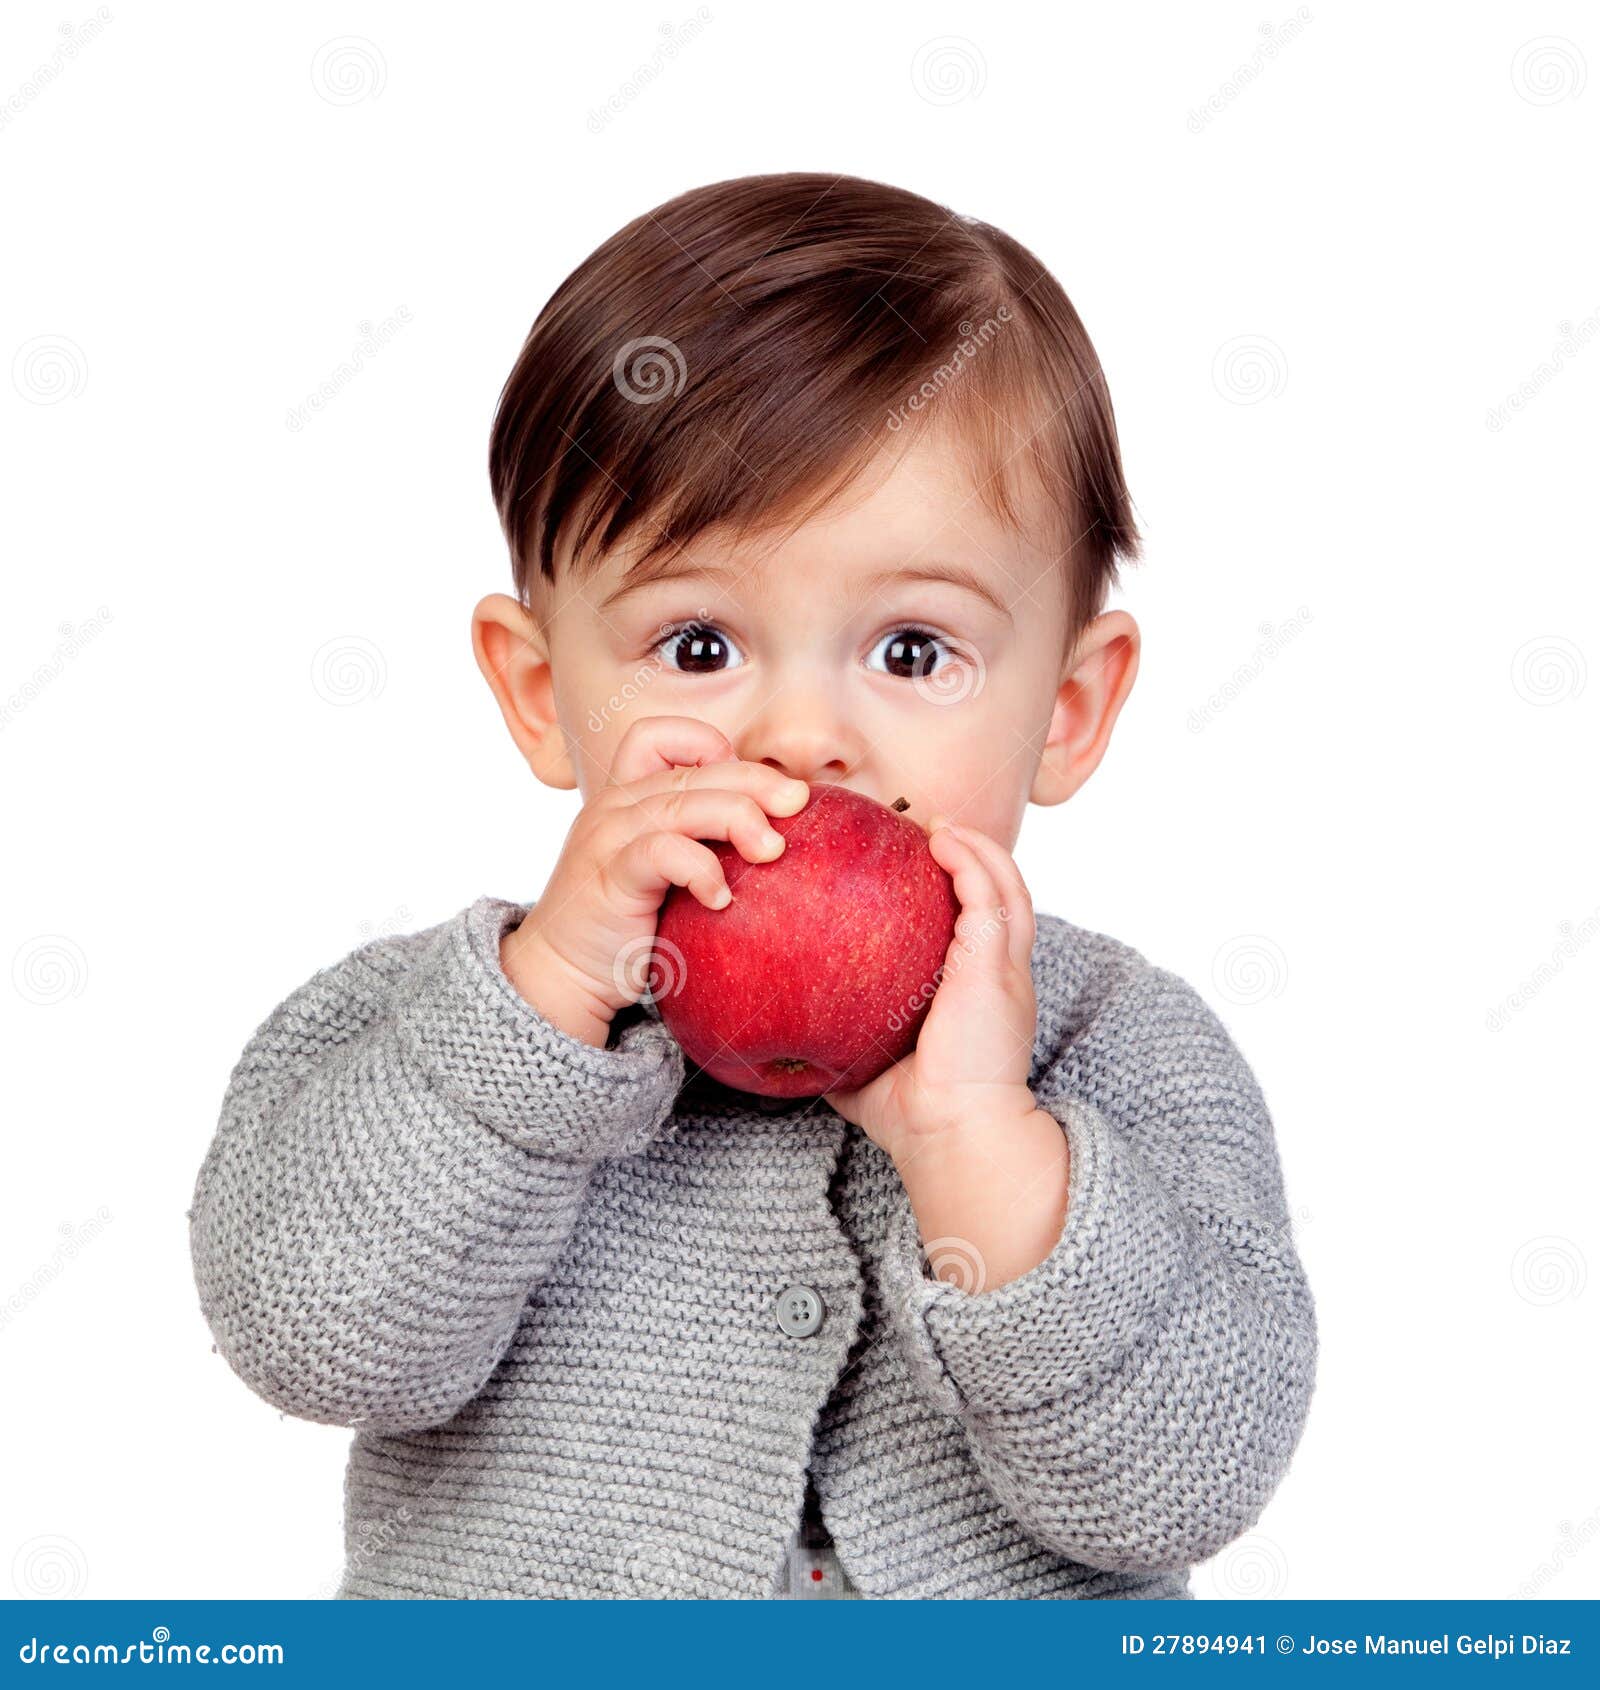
[187,895,685,1435]
[877,962,1317,1574]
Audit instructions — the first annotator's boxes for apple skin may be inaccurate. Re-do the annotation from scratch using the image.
[649,784,961,1098]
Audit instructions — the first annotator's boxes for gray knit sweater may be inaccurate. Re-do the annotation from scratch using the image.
[188,895,1316,1599]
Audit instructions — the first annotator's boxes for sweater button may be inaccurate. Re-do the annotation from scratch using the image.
[775,1283,824,1337]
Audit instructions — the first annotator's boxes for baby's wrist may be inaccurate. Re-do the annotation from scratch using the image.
[500,923,616,1049]
[884,1082,1041,1166]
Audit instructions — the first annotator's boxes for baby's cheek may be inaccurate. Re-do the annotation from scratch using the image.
[915,744,1026,842]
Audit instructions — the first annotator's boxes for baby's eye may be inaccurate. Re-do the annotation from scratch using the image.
[867,626,958,682]
[653,621,745,674]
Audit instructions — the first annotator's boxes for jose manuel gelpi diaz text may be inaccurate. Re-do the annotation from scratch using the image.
[1302,1635,1571,1656]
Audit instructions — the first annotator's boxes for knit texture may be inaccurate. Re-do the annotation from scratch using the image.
[188,895,1317,1599]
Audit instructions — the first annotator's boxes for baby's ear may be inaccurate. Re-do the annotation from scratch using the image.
[471,593,577,790]
[1030,610,1140,807]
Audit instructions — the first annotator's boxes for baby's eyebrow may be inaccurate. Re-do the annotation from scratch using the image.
[596,555,1013,621]
[863,562,1013,621]
[597,558,738,613]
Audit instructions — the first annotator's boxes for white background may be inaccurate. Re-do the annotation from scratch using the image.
[1,0,1595,1602]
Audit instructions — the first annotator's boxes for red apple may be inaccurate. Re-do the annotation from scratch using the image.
[649,784,960,1098]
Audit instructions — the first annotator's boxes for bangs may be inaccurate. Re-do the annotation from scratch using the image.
[490,173,1140,646]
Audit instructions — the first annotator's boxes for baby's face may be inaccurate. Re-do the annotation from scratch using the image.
[532,427,1100,852]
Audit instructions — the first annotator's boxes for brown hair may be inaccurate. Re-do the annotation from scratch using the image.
[488,172,1140,652]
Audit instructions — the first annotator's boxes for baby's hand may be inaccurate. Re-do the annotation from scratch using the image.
[502,716,809,1047]
[823,819,1038,1160]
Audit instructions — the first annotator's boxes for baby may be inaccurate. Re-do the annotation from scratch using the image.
[188,172,1317,1600]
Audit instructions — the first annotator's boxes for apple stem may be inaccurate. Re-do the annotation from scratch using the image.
[890,796,910,812]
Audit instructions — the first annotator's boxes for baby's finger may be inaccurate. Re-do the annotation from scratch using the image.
[926,825,1012,975]
[605,715,738,789]
[934,823,1036,971]
[628,786,789,865]
[626,758,809,820]
[608,829,731,913]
